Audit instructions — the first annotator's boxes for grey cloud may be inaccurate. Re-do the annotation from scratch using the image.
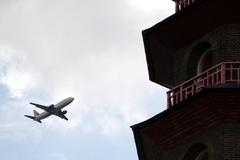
[0,0,173,159]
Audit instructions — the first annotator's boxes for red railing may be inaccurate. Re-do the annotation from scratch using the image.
[176,0,195,12]
[167,62,240,108]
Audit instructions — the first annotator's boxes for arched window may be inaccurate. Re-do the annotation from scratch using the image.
[187,42,212,79]
[196,149,209,160]
[183,143,209,160]
[197,49,213,74]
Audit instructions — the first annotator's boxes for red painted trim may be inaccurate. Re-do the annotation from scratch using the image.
[168,62,240,107]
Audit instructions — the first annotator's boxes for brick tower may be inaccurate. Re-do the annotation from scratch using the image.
[131,0,240,159]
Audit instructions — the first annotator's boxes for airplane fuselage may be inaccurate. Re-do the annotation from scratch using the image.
[34,111,51,122]
[54,97,74,109]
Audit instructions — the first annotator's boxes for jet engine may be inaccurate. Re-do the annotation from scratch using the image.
[62,110,67,114]
[49,104,54,109]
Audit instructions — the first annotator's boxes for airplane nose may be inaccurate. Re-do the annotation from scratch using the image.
[70,97,74,101]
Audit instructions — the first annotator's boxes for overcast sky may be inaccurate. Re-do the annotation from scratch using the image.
[0,0,174,160]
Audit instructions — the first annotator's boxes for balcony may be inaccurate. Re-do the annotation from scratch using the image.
[167,62,240,108]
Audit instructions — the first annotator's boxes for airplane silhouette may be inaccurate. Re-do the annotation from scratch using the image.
[24,97,74,123]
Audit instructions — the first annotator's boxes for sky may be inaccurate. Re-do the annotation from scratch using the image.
[0,0,174,160]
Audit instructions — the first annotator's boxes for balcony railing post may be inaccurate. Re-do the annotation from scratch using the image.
[238,67,240,83]
[176,4,179,12]
[193,79,196,95]
[180,85,183,102]
[206,70,209,87]
[221,63,226,84]
[167,91,171,108]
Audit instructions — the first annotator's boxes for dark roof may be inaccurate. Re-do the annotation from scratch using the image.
[131,86,240,129]
[143,0,240,87]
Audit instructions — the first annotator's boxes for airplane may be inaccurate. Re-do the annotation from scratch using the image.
[24,97,74,123]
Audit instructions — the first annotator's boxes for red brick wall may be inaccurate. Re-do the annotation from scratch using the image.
[133,88,240,160]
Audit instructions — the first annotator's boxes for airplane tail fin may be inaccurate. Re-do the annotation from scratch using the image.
[33,110,39,117]
[24,114,42,123]
[24,110,42,123]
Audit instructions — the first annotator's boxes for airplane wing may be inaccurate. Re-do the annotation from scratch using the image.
[58,114,68,121]
[30,102,49,111]
[52,111,68,120]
